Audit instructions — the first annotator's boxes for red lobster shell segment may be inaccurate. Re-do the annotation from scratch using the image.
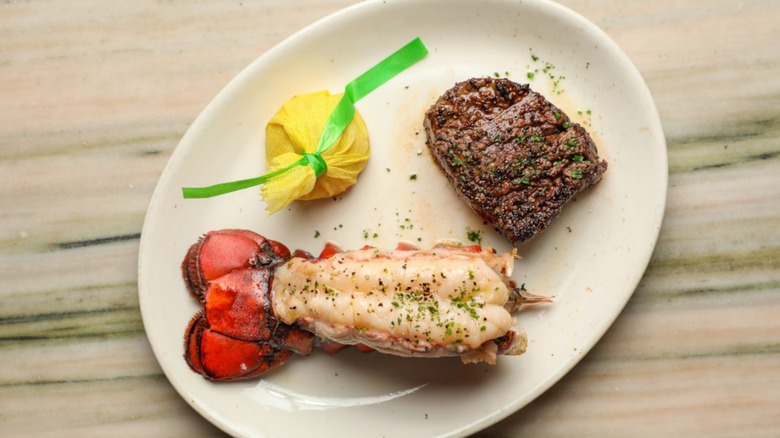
[181,229,313,381]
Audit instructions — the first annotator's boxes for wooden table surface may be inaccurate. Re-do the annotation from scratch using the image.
[2,0,778,436]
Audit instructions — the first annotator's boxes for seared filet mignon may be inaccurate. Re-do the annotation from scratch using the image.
[424,78,607,245]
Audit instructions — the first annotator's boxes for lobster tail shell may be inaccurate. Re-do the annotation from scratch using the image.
[184,311,207,376]
[181,229,314,381]
[184,311,295,381]
[182,229,292,302]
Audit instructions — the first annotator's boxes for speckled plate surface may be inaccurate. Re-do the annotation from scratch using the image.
[138,0,667,436]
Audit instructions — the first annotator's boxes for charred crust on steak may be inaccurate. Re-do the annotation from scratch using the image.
[424,77,607,245]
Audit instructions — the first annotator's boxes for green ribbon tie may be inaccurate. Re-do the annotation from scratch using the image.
[182,37,429,199]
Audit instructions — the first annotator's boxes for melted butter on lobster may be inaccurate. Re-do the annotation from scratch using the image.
[182,229,550,381]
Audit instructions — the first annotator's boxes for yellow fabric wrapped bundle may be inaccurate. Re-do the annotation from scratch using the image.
[181,38,428,207]
[261,91,370,214]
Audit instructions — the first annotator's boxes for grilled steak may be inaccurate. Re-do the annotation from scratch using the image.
[424,78,607,245]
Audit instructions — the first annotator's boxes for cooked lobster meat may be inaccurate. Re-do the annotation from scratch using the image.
[182,229,549,381]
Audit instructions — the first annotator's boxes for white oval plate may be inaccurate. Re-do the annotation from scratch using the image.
[139,0,667,437]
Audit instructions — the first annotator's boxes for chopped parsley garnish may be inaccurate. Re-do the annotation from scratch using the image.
[466,228,483,243]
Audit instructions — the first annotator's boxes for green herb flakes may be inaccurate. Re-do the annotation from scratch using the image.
[466,228,483,243]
